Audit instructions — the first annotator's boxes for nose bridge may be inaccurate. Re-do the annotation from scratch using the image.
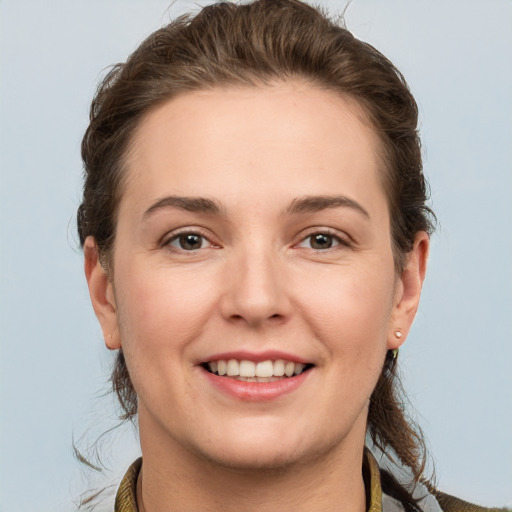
[221,238,290,325]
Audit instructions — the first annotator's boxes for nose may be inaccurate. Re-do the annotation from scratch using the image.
[219,246,292,327]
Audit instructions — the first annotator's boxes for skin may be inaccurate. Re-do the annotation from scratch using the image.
[85,82,429,512]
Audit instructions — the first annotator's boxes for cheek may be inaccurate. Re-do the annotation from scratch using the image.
[294,262,395,358]
[112,264,222,414]
[114,263,219,362]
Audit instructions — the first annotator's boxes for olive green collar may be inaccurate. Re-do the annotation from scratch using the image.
[114,450,384,512]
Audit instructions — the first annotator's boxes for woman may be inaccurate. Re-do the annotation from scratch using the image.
[78,1,501,510]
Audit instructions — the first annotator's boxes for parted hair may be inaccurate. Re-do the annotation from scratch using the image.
[78,0,435,508]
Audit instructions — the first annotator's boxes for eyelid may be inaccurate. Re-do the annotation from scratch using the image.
[161,226,220,251]
[294,227,352,249]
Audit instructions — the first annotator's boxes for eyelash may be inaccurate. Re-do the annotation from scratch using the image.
[163,229,217,253]
[295,229,351,251]
[163,228,351,254]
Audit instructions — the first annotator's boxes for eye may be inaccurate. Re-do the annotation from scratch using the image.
[298,232,342,250]
[167,232,210,251]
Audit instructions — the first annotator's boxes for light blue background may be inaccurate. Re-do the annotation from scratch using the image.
[1,1,511,510]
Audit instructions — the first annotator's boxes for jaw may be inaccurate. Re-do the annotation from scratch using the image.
[138,362,370,472]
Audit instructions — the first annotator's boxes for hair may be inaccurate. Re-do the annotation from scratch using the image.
[77,0,435,508]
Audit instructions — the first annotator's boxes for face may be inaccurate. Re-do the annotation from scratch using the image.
[86,82,427,471]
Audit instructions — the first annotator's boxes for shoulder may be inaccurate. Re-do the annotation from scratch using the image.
[435,490,510,512]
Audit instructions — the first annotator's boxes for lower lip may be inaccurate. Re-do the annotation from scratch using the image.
[202,368,311,401]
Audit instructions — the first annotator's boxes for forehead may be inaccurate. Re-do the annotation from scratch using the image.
[122,82,386,215]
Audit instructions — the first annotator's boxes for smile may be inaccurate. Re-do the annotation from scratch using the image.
[203,359,313,382]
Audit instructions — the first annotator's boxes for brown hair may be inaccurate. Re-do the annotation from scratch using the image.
[78,0,435,507]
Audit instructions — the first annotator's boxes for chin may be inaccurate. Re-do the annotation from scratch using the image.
[199,442,307,473]
[188,421,340,473]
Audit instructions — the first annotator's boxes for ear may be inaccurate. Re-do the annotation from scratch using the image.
[387,231,430,350]
[84,236,121,350]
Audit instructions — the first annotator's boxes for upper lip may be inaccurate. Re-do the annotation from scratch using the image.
[198,350,311,365]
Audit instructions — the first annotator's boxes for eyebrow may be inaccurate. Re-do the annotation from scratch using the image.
[142,194,369,219]
[143,195,225,218]
[287,195,370,218]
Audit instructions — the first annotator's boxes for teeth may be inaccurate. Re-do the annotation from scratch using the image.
[206,359,309,379]
[217,360,227,376]
[284,361,295,377]
[255,360,273,378]
[293,363,305,375]
[239,360,256,377]
[239,376,258,382]
[226,359,239,376]
[273,359,285,376]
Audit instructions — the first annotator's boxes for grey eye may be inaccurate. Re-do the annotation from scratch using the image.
[169,233,207,251]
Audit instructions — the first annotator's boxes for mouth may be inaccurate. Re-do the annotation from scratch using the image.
[201,359,314,382]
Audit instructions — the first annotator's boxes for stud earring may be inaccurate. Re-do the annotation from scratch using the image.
[391,329,403,360]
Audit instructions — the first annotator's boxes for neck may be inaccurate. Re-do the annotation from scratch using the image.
[137,413,367,512]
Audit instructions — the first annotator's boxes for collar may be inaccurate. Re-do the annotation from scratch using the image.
[114,450,385,512]
[114,457,141,512]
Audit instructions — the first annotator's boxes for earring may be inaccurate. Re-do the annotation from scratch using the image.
[392,329,402,360]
